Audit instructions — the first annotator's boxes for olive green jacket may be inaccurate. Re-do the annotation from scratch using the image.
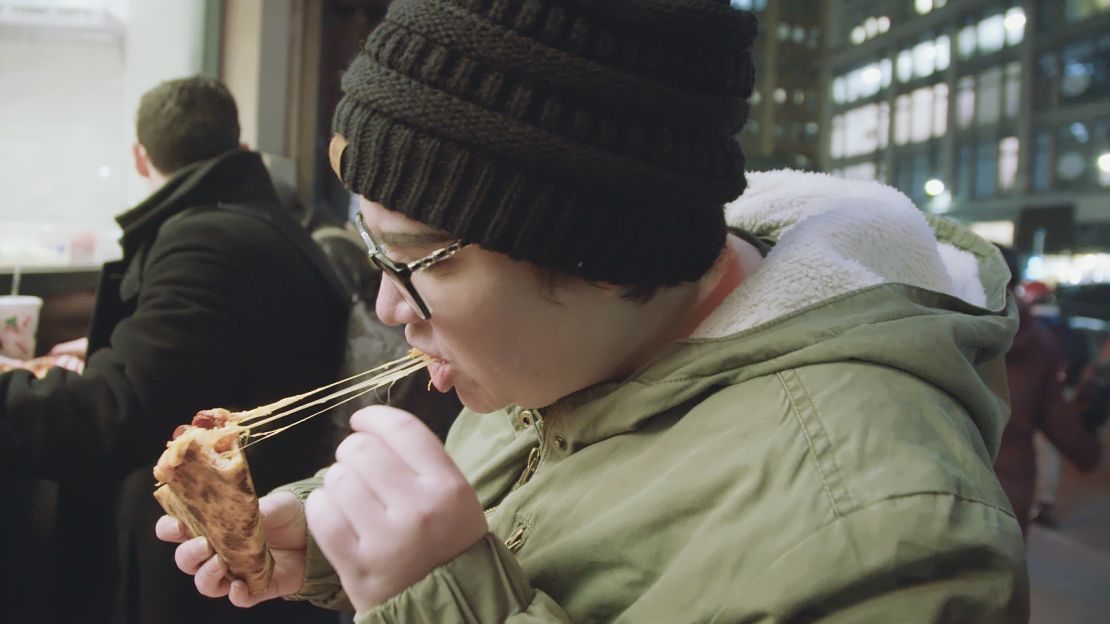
[281,172,1027,623]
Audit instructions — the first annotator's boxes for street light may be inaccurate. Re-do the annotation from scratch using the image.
[925,179,946,197]
[1098,152,1110,174]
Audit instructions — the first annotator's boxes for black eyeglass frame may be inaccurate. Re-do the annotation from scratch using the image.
[352,212,465,320]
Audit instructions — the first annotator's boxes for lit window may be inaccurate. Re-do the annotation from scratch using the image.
[977,14,1006,55]
[1057,151,1086,181]
[935,35,951,71]
[999,137,1020,191]
[1004,8,1026,46]
[1071,122,1090,143]
[1004,62,1022,119]
[831,114,846,159]
[865,17,879,39]
[895,94,912,145]
[878,16,891,33]
[916,0,933,15]
[977,67,1003,126]
[844,103,881,157]
[911,87,934,143]
[933,83,949,137]
[956,75,976,129]
[877,102,891,148]
[832,78,847,104]
[897,50,914,82]
[958,25,977,59]
[0,0,206,268]
[913,40,937,78]
[774,88,787,103]
[851,26,866,45]
[975,140,997,198]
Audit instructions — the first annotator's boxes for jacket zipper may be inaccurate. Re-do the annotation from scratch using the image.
[484,409,547,529]
[504,524,527,552]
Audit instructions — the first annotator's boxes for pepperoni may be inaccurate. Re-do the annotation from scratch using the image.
[214,434,238,453]
[192,408,229,428]
[171,425,190,440]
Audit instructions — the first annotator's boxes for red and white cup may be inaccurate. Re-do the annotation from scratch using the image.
[0,295,43,360]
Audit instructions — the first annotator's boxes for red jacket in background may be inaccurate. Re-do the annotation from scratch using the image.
[994,301,1102,536]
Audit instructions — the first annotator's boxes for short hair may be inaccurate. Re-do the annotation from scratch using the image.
[531,265,659,305]
[136,76,240,174]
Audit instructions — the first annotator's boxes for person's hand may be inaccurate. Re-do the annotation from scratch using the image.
[306,406,488,612]
[155,491,308,607]
[49,337,87,359]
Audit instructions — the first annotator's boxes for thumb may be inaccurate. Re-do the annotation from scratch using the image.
[259,491,307,547]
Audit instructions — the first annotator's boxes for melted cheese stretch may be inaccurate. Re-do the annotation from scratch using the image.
[157,350,430,475]
[232,350,429,426]
[154,423,245,483]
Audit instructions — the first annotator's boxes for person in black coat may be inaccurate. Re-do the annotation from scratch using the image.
[0,77,349,624]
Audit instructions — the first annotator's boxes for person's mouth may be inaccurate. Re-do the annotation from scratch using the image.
[412,344,453,392]
[426,356,454,392]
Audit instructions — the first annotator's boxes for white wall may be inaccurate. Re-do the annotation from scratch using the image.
[120,0,206,206]
[0,0,205,267]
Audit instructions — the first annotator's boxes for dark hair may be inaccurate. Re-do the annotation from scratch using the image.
[136,76,240,174]
[531,265,659,305]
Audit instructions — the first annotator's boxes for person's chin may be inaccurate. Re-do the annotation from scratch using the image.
[456,384,509,415]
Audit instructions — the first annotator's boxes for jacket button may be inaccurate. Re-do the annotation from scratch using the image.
[553,435,567,451]
[519,410,534,428]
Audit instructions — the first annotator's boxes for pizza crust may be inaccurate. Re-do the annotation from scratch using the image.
[154,429,274,595]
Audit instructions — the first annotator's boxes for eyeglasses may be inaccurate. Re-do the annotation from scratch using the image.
[353,212,465,320]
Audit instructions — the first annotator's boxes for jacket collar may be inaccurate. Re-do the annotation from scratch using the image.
[115,150,277,254]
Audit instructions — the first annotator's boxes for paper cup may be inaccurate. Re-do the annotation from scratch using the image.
[0,295,43,360]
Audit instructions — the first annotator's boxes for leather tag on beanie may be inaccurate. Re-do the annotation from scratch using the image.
[328,134,348,183]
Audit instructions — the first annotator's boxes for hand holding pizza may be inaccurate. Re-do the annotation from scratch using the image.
[305,406,488,612]
[155,490,308,607]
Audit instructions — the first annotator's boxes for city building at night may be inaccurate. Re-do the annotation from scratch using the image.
[731,0,827,171]
[822,0,1110,273]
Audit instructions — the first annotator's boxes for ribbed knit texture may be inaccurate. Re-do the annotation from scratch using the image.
[334,0,757,286]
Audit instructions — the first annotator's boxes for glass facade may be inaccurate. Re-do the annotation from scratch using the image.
[824,0,1110,228]
[734,0,826,171]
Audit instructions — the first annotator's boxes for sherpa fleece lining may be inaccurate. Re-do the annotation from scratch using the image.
[692,170,988,340]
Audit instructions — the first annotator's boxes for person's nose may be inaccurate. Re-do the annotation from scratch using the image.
[375,277,422,327]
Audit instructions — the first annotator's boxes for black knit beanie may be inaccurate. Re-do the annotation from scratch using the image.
[332,0,757,287]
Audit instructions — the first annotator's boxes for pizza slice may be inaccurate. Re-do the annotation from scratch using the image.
[153,350,431,594]
[153,408,274,595]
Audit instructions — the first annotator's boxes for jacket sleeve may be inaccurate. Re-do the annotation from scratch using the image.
[1038,340,1102,473]
[355,535,570,623]
[275,472,571,622]
[272,472,354,612]
[736,493,1029,624]
[0,216,262,479]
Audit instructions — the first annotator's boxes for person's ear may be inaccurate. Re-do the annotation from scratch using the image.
[239,142,249,151]
[132,143,151,178]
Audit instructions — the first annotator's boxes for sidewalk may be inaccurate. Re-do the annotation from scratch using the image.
[1028,426,1110,624]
